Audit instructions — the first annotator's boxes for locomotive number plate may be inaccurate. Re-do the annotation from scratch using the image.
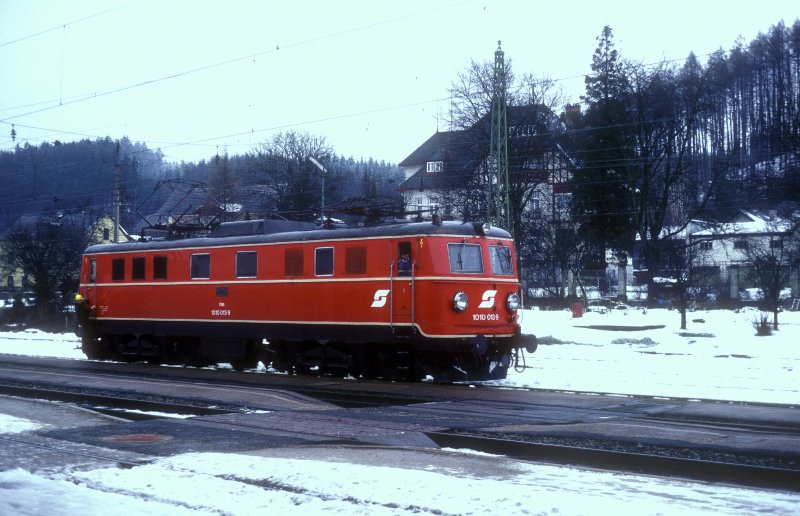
[473,313,500,321]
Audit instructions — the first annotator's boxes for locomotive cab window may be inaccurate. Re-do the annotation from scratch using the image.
[490,245,514,275]
[90,258,96,282]
[132,257,146,280]
[315,247,334,276]
[448,242,483,273]
[111,258,125,281]
[190,253,211,279]
[236,251,258,278]
[397,241,412,276]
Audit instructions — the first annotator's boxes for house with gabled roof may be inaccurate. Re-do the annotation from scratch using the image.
[687,210,799,302]
[397,104,576,224]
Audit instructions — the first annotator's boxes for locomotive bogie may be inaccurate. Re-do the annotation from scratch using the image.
[75,221,535,382]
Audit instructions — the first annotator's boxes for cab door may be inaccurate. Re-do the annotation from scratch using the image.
[391,240,414,329]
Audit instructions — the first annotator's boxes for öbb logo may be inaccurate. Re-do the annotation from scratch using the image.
[371,289,390,308]
[478,290,497,309]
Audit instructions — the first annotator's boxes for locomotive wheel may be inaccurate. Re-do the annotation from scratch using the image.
[230,340,260,371]
[82,335,111,360]
[430,364,468,384]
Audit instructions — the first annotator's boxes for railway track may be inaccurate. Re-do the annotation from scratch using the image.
[428,432,800,491]
[1,356,799,491]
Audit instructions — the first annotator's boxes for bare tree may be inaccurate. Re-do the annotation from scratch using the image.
[1,217,89,317]
[742,218,799,330]
[447,57,567,130]
[248,131,334,220]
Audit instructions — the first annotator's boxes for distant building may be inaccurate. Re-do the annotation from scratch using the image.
[687,210,798,301]
[631,210,799,305]
[0,212,129,295]
[396,104,576,224]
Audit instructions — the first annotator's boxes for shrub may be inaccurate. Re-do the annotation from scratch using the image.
[753,313,772,336]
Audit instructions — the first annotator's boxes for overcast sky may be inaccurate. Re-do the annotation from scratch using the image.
[1,0,797,164]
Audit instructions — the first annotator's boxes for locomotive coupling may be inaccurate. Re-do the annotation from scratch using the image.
[513,329,538,354]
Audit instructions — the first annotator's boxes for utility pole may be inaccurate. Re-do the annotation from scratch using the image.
[114,142,121,243]
[309,156,327,217]
[487,41,511,232]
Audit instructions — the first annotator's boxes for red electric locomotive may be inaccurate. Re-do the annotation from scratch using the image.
[74,218,537,382]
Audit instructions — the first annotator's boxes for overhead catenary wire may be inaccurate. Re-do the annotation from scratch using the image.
[1,0,773,162]
[0,2,795,187]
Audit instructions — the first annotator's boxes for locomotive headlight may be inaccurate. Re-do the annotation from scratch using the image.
[452,291,469,312]
[506,292,521,312]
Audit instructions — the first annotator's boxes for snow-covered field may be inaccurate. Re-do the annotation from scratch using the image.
[1,308,799,514]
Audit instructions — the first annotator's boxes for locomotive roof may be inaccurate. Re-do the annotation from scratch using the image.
[84,220,513,254]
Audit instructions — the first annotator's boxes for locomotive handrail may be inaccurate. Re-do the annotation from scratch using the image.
[411,259,416,333]
[389,261,394,330]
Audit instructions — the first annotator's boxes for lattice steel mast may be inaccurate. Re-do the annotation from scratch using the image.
[487,41,510,231]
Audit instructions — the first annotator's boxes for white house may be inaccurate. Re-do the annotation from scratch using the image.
[687,210,798,301]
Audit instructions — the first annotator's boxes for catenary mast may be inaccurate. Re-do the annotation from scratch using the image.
[486,41,510,232]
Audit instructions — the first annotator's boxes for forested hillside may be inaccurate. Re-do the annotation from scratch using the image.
[0,133,403,235]
[0,137,169,233]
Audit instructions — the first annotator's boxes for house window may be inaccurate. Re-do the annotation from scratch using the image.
[555,193,571,211]
[699,241,713,252]
[236,251,258,278]
[153,256,167,280]
[733,240,749,250]
[345,247,367,274]
[103,228,110,241]
[111,258,125,281]
[315,247,334,276]
[285,249,304,277]
[6,276,13,288]
[132,257,146,280]
[190,254,211,279]
[770,239,783,249]
[426,161,443,173]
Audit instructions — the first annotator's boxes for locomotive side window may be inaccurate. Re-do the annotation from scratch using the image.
[447,242,483,273]
[132,257,146,280]
[236,251,258,278]
[345,247,367,274]
[190,253,211,279]
[111,258,125,281]
[490,245,514,275]
[90,258,96,282]
[315,247,334,276]
[285,249,304,277]
[153,256,167,279]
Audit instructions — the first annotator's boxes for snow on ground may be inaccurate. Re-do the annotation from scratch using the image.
[1,449,799,515]
[1,308,799,514]
[510,306,800,405]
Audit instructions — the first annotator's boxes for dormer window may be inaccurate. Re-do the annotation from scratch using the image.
[426,161,443,174]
